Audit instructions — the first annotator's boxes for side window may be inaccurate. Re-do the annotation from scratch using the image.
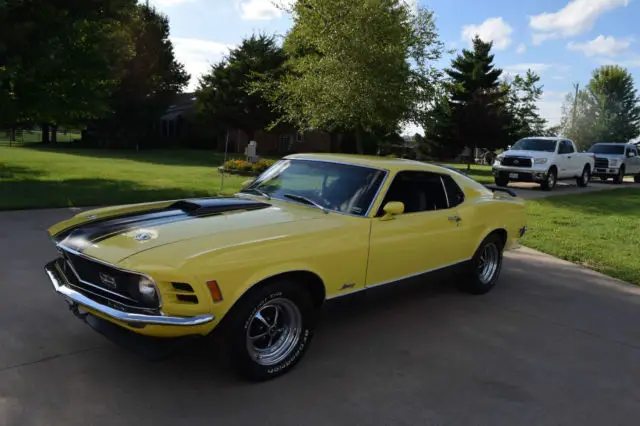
[377,171,449,215]
[442,174,465,208]
[564,141,575,153]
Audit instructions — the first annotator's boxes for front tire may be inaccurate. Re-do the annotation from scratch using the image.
[225,280,317,381]
[613,166,625,184]
[540,167,557,191]
[576,165,590,187]
[458,234,504,295]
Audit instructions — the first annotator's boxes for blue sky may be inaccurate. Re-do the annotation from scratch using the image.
[148,0,640,132]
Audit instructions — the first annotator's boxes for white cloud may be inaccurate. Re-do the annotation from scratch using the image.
[461,17,513,50]
[529,0,630,43]
[516,43,526,54]
[238,0,293,20]
[171,37,235,91]
[567,35,633,57]
[504,63,553,75]
[532,32,558,46]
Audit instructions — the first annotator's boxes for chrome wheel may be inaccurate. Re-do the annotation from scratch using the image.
[246,298,302,366]
[582,169,589,184]
[477,243,500,284]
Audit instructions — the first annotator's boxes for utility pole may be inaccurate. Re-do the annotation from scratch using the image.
[571,82,580,127]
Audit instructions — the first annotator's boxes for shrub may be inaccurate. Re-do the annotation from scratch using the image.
[224,158,276,174]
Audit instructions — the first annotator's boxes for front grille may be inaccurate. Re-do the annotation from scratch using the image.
[502,156,532,168]
[59,249,159,310]
[594,157,609,169]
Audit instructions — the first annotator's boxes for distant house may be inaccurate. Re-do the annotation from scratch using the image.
[156,92,337,155]
[156,92,197,140]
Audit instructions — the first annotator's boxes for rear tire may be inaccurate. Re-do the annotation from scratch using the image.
[613,166,625,184]
[224,279,317,381]
[458,234,504,295]
[540,167,557,191]
[576,165,590,187]
[495,177,509,187]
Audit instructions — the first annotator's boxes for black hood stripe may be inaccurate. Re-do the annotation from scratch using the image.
[54,197,271,252]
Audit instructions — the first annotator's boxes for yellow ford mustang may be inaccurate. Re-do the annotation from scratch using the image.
[45,153,527,380]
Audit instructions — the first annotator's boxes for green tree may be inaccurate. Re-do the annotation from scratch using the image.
[261,0,444,154]
[504,70,547,140]
[585,65,640,142]
[95,3,190,148]
[1,0,139,142]
[196,33,287,142]
[560,89,598,150]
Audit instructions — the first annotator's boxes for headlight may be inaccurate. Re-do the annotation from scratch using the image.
[138,276,159,306]
[609,159,619,167]
[534,158,548,164]
[495,155,504,164]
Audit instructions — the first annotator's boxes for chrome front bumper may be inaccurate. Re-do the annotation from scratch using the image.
[44,260,214,327]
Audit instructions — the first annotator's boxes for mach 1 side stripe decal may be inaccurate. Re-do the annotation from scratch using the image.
[54,198,271,252]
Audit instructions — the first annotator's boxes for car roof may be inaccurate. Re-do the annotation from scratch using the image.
[520,136,564,140]
[283,153,446,172]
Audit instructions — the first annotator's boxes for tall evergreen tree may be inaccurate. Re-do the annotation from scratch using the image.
[423,37,511,161]
[196,34,287,142]
[504,70,547,141]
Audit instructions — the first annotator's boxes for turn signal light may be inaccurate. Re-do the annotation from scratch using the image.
[206,280,223,303]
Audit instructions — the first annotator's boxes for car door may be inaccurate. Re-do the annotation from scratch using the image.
[557,140,575,177]
[365,171,467,287]
[627,146,640,174]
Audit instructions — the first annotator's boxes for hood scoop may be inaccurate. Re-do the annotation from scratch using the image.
[169,198,271,216]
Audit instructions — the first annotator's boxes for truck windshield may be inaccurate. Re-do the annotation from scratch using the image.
[241,159,386,216]
[511,138,558,152]
[588,144,625,154]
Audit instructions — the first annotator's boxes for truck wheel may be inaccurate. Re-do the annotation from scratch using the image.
[495,177,509,187]
[458,234,504,295]
[634,174,640,183]
[576,165,590,187]
[613,166,625,184]
[225,279,317,381]
[540,167,557,191]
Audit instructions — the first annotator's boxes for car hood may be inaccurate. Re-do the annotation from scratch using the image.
[504,150,553,158]
[50,197,320,265]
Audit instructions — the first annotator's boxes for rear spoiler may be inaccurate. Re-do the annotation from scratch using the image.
[484,185,518,197]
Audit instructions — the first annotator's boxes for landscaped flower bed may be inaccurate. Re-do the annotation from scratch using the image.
[220,158,276,175]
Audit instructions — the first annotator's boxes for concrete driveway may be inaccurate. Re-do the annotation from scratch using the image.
[508,178,640,200]
[1,208,639,426]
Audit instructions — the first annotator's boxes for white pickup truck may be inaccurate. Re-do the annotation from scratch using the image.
[492,137,595,191]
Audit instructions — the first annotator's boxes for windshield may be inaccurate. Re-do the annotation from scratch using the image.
[588,144,625,154]
[511,138,558,152]
[241,159,386,216]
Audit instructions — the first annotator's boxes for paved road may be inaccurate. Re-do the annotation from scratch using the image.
[1,209,640,426]
[508,178,640,200]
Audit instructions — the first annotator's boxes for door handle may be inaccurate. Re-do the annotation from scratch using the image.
[448,215,461,222]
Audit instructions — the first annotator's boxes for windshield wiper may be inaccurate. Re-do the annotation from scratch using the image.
[283,193,329,214]
[241,187,271,200]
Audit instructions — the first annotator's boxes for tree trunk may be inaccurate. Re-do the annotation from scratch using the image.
[355,127,364,154]
[41,124,50,144]
[51,125,58,144]
[9,126,16,145]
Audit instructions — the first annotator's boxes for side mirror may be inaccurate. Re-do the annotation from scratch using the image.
[380,201,404,221]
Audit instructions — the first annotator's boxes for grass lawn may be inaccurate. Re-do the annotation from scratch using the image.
[521,188,640,285]
[0,146,249,210]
